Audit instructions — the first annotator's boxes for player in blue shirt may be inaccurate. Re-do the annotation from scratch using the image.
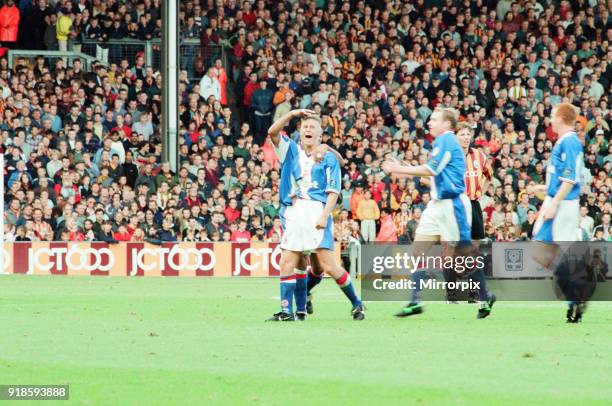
[272,116,349,320]
[267,109,365,321]
[529,103,586,322]
[382,108,487,318]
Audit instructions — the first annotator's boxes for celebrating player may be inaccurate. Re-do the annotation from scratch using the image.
[529,103,586,322]
[267,109,365,321]
[273,113,346,320]
[456,122,496,318]
[382,108,473,317]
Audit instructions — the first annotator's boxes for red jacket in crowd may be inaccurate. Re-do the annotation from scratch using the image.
[113,231,132,242]
[243,81,260,107]
[0,4,19,42]
[231,230,251,242]
[68,231,85,242]
[224,207,240,224]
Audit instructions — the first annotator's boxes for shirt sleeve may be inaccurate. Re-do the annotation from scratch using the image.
[325,153,341,194]
[424,136,452,176]
[558,138,583,184]
[273,132,295,164]
[480,150,493,180]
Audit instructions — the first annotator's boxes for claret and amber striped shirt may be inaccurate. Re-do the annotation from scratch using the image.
[464,148,492,201]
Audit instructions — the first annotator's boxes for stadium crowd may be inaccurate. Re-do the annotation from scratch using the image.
[0,1,610,257]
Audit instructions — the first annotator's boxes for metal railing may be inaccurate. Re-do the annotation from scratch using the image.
[78,38,157,68]
[76,38,225,82]
[6,49,103,71]
[6,38,229,84]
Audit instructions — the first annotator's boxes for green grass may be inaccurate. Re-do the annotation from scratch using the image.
[1,276,612,405]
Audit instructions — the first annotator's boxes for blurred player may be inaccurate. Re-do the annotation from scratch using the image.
[267,109,365,321]
[456,122,496,318]
[382,108,473,317]
[530,103,586,322]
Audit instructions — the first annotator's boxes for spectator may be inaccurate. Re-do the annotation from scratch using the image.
[42,11,58,50]
[199,67,221,102]
[0,0,609,248]
[250,79,274,146]
[13,225,31,241]
[592,213,611,241]
[579,206,595,237]
[376,208,397,242]
[56,8,73,52]
[587,250,609,281]
[231,219,251,242]
[405,208,422,244]
[356,190,379,243]
[0,0,19,49]
[113,224,132,242]
[213,59,228,106]
[131,111,154,141]
[516,192,537,225]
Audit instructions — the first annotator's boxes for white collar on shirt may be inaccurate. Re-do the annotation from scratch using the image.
[557,131,577,142]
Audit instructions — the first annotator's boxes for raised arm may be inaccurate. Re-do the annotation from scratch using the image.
[381,156,434,178]
[267,108,315,146]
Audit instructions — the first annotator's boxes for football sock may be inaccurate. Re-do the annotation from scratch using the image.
[294,268,308,313]
[306,268,323,295]
[335,271,361,307]
[280,275,296,314]
[410,266,427,304]
[470,265,490,302]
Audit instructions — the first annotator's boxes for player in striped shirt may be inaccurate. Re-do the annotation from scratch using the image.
[456,122,496,318]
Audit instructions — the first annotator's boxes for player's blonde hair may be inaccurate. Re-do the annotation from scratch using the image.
[455,122,474,135]
[301,114,322,126]
[553,103,578,126]
[436,107,459,129]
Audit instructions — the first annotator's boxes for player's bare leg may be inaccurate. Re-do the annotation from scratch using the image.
[532,241,559,270]
[307,251,365,316]
[314,248,365,320]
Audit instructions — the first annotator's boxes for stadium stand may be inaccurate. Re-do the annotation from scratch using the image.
[0,1,610,270]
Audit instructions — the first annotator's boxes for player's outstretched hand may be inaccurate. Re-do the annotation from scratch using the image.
[527,184,547,200]
[315,214,328,230]
[381,157,404,174]
[292,109,316,118]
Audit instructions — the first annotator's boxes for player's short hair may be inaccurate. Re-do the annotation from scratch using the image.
[455,122,474,135]
[436,107,459,129]
[553,103,578,126]
[301,114,322,126]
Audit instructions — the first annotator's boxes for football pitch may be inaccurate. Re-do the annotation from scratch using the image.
[1,276,612,405]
